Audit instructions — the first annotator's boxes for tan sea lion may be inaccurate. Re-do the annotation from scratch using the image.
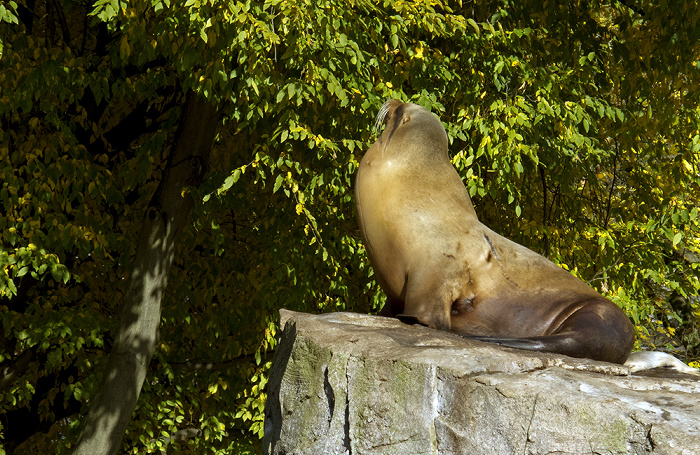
[355,99,635,364]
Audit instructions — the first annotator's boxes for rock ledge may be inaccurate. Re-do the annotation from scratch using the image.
[263,310,700,455]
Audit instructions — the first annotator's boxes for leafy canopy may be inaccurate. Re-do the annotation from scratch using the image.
[1,0,699,453]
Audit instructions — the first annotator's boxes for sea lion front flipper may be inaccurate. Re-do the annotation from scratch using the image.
[396,314,429,327]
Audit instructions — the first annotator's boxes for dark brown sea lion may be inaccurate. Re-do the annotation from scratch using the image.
[355,99,635,364]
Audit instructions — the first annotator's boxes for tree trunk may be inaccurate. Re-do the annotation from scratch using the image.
[74,92,220,455]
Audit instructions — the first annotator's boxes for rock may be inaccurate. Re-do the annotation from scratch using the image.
[263,310,700,455]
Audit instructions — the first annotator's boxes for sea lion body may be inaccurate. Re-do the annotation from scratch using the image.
[355,99,635,364]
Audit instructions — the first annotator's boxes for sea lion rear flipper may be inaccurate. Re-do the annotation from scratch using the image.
[465,331,630,364]
[465,302,635,364]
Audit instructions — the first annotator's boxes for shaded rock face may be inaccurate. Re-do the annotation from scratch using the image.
[263,311,700,455]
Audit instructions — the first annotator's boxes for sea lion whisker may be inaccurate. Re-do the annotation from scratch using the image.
[374,101,391,134]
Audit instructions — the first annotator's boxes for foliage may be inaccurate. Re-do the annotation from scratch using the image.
[1,0,699,452]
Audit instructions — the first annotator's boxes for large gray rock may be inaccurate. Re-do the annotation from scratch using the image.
[263,310,700,455]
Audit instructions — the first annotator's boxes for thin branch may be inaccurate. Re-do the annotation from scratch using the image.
[539,164,550,256]
[549,182,561,226]
[603,145,619,229]
[169,357,252,371]
[588,238,643,284]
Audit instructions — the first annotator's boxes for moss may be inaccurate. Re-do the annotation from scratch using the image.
[576,405,629,453]
[348,358,436,451]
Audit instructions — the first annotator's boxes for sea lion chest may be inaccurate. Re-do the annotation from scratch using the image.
[356,148,479,302]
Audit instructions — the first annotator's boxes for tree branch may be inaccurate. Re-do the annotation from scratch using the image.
[0,349,33,393]
[49,0,72,46]
[617,0,645,16]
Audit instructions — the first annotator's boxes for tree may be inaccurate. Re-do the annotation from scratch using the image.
[74,92,219,454]
[1,0,698,453]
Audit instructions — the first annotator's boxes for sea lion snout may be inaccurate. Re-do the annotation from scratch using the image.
[374,99,403,131]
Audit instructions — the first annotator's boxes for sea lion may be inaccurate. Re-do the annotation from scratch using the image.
[355,99,636,364]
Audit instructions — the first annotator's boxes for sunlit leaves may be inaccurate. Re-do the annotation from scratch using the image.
[0,1,18,24]
[89,0,127,21]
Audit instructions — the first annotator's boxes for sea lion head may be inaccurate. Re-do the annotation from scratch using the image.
[372,99,449,161]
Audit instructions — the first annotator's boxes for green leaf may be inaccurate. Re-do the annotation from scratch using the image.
[672,232,682,247]
[467,18,480,35]
[273,175,284,193]
[514,161,524,175]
